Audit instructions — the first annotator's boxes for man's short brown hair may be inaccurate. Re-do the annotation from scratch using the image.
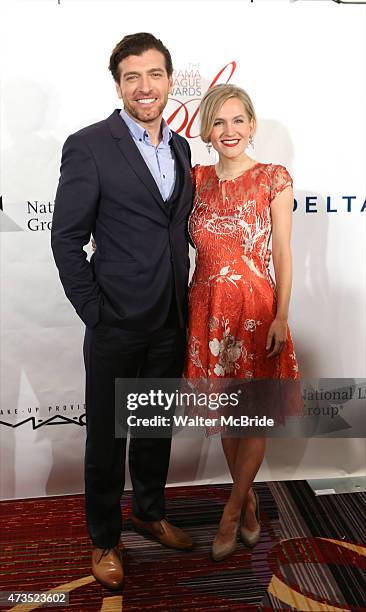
[109,32,173,82]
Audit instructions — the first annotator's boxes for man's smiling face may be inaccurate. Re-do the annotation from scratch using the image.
[116,48,172,127]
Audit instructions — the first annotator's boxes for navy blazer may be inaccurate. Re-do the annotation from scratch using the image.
[51,110,193,331]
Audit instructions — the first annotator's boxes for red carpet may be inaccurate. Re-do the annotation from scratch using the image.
[1,482,365,611]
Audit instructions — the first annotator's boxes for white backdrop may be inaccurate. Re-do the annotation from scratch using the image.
[1,0,365,500]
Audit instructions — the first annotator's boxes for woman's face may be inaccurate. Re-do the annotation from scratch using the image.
[209,97,254,160]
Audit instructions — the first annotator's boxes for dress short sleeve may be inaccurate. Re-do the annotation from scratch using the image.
[269,165,293,202]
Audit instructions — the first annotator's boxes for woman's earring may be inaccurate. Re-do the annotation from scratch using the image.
[206,142,213,154]
[249,134,254,149]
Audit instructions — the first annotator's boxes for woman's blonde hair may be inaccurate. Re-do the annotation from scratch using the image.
[199,83,256,143]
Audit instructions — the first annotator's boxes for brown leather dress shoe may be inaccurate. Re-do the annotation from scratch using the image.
[131,516,194,550]
[91,546,124,590]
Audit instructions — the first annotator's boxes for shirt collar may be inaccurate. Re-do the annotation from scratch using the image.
[120,109,172,146]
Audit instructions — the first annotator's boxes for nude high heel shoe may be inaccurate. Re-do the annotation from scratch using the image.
[240,489,261,548]
[211,521,239,561]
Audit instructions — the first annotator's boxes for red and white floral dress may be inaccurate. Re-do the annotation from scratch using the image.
[184,163,302,433]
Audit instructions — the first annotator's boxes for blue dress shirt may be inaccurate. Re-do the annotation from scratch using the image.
[120,109,176,201]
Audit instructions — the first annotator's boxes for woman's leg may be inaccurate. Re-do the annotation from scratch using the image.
[221,436,239,479]
[215,436,266,543]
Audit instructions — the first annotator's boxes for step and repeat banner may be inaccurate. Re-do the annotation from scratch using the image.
[1,0,365,499]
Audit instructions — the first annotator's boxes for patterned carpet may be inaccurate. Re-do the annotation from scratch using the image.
[0,481,365,611]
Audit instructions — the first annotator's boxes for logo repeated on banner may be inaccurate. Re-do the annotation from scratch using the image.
[167,61,236,138]
[2,192,361,236]
[0,60,365,235]
[0,196,22,232]
[293,195,366,213]
[0,403,86,430]
[26,200,54,232]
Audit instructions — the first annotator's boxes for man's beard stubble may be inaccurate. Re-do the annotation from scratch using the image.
[124,99,167,125]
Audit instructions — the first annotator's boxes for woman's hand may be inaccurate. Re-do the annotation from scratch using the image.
[91,238,97,251]
[264,248,271,268]
[266,318,288,358]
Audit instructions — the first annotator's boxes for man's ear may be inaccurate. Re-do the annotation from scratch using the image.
[115,81,122,99]
[168,75,173,95]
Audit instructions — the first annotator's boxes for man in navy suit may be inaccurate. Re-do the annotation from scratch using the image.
[51,32,193,590]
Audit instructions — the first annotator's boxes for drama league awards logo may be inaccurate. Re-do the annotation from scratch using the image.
[166,61,237,138]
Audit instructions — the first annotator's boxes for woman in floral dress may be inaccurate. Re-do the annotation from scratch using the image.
[185,84,302,561]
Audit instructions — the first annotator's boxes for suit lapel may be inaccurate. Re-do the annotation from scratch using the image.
[106,110,168,216]
[170,134,191,182]
[169,134,191,215]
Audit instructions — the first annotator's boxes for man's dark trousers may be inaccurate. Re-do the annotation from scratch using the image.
[84,320,186,548]
[51,110,192,549]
